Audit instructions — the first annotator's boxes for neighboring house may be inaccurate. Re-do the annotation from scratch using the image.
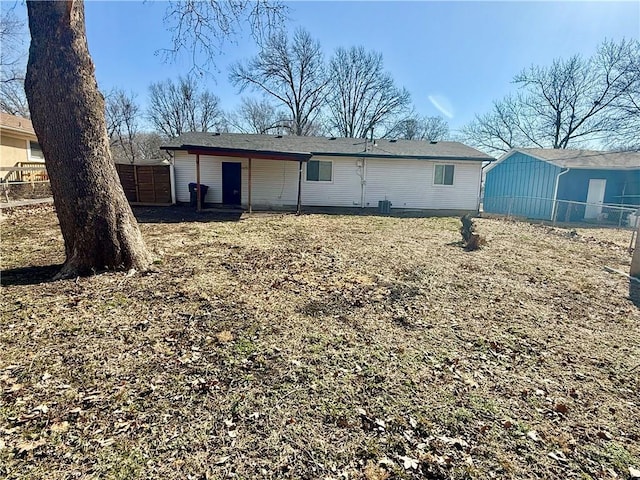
[483,148,640,222]
[161,133,493,214]
[0,112,45,181]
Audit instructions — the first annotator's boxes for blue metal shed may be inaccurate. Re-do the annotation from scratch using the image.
[483,149,640,221]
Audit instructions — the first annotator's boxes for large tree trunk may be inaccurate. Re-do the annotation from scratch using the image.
[25,1,151,279]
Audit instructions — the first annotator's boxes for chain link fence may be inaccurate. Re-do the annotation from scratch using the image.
[484,195,639,229]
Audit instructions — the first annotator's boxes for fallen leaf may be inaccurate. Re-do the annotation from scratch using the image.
[554,403,569,414]
[548,451,568,464]
[16,438,46,454]
[216,330,234,343]
[398,455,419,470]
[34,404,49,414]
[378,457,396,468]
[50,421,70,433]
[629,466,640,479]
[527,430,541,442]
[98,438,115,447]
[214,455,230,465]
[228,430,237,438]
[597,431,612,440]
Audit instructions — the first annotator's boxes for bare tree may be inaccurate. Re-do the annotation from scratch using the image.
[229,28,328,136]
[105,89,140,164]
[462,38,640,155]
[0,78,29,117]
[1,6,29,117]
[148,75,225,138]
[326,46,411,138]
[227,97,287,134]
[387,113,449,141]
[161,0,287,71]
[24,0,285,279]
[460,96,530,155]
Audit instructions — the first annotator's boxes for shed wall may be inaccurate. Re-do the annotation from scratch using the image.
[484,152,560,219]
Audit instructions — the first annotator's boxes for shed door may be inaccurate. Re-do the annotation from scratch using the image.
[222,162,242,205]
[585,179,606,219]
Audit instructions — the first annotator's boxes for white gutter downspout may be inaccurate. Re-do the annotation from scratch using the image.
[360,157,367,208]
[551,168,570,221]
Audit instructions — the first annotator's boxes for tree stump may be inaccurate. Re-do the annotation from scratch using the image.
[460,215,485,251]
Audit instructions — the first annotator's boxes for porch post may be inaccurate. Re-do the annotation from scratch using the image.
[196,153,201,212]
[248,157,252,213]
[297,160,303,215]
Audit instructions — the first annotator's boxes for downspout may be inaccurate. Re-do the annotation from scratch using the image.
[360,157,367,208]
[168,151,176,205]
[551,168,570,221]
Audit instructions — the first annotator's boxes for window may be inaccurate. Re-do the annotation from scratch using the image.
[434,164,454,185]
[306,160,332,182]
[29,141,44,161]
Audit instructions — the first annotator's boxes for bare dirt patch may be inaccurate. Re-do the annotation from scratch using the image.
[1,206,639,479]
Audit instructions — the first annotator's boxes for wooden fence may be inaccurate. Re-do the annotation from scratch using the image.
[115,164,172,205]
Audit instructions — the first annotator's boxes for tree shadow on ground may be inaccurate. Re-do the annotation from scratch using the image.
[1,264,63,286]
[133,205,243,224]
[630,280,640,308]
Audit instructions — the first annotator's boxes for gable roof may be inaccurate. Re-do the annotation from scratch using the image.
[162,132,493,162]
[486,148,640,172]
[0,112,36,138]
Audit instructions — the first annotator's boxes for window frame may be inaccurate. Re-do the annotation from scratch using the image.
[304,159,334,183]
[28,140,44,161]
[433,164,455,186]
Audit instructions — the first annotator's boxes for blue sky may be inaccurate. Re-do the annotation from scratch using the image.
[11,1,640,134]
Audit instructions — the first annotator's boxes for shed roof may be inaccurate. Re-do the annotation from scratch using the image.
[494,148,640,170]
[162,133,493,162]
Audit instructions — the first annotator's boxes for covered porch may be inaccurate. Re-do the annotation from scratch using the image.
[182,145,312,214]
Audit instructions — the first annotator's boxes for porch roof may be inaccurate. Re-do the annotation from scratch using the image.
[182,144,312,162]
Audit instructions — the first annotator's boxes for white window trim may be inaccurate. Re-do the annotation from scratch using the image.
[27,140,44,162]
[433,163,455,186]
[304,159,334,184]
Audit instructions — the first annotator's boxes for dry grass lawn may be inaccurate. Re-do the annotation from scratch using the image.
[1,205,639,480]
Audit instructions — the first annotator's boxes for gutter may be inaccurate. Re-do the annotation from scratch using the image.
[551,168,570,221]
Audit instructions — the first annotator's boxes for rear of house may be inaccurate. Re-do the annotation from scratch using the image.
[484,149,640,224]
[163,133,493,214]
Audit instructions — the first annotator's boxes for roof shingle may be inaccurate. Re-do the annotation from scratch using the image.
[162,133,494,161]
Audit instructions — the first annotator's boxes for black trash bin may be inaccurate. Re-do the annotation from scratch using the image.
[188,183,209,207]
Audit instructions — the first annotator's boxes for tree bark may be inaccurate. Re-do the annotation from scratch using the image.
[25,1,151,278]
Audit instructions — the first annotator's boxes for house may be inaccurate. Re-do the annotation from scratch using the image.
[0,112,46,182]
[483,148,640,222]
[161,133,493,214]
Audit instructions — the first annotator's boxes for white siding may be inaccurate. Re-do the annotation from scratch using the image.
[172,151,481,210]
[301,156,363,207]
[365,158,481,210]
[249,159,299,206]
